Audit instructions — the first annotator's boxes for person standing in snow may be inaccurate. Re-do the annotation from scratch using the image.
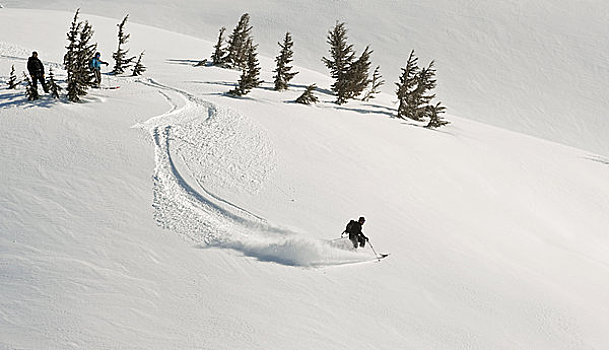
[27,51,48,93]
[345,216,369,249]
[90,52,109,88]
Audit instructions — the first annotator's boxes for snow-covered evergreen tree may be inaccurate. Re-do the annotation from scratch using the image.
[131,51,146,76]
[228,39,260,96]
[425,101,449,128]
[362,65,384,101]
[46,67,62,99]
[295,84,319,105]
[396,50,420,120]
[7,64,19,89]
[273,32,298,91]
[112,15,136,75]
[322,22,355,104]
[22,72,39,100]
[211,27,227,66]
[225,13,252,69]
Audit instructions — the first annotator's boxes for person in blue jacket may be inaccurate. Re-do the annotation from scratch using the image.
[90,52,109,87]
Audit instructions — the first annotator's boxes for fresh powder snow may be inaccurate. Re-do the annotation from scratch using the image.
[1,4,609,350]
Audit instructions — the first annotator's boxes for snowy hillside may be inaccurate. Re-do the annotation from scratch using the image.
[2,7,609,350]
[6,0,609,157]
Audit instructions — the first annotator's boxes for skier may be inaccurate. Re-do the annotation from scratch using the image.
[90,52,109,88]
[27,51,48,93]
[345,216,369,249]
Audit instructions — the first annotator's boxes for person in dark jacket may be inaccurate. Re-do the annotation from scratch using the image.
[346,216,369,249]
[90,52,109,88]
[27,51,48,93]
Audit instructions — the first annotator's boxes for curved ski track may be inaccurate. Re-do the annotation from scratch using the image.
[134,78,374,267]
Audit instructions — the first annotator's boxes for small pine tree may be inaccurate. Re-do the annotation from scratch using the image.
[362,65,384,101]
[322,22,355,104]
[344,45,372,100]
[112,15,136,75]
[75,21,97,88]
[131,51,146,76]
[211,27,227,65]
[396,50,420,120]
[425,101,449,128]
[8,65,19,89]
[64,9,82,102]
[22,72,39,100]
[46,67,62,99]
[273,32,299,91]
[295,84,319,105]
[411,61,437,121]
[225,13,253,69]
[228,39,261,96]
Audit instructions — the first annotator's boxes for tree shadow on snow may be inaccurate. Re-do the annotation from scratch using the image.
[0,90,61,109]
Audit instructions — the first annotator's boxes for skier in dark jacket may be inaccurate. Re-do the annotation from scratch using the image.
[27,51,48,93]
[345,216,369,249]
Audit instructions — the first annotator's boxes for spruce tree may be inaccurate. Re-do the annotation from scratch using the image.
[46,67,62,99]
[322,22,355,104]
[396,50,420,120]
[132,51,146,76]
[211,27,227,65]
[425,101,449,128]
[64,9,82,102]
[411,61,437,121]
[225,13,253,69]
[273,32,298,91]
[22,72,39,100]
[63,10,98,102]
[345,45,372,100]
[362,65,384,102]
[7,65,19,89]
[295,84,319,105]
[112,15,136,75]
[228,39,260,96]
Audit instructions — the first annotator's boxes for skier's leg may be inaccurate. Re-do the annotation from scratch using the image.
[30,75,38,91]
[39,76,49,93]
[94,70,101,87]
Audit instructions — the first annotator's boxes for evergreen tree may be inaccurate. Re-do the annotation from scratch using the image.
[112,15,136,74]
[345,45,372,100]
[76,21,98,85]
[64,9,82,102]
[225,13,253,69]
[411,61,437,121]
[396,50,420,120]
[22,72,39,100]
[7,65,19,89]
[211,27,227,65]
[63,10,98,102]
[273,32,298,91]
[322,22,355,104]
[425,101,449,128]
[362,65,384,101]
[131,51,146,76]
[295,84,319,105]
[228,39,260,96]
[46,67,62,99]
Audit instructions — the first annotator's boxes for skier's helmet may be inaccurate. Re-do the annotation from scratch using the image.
[358,216,366,223]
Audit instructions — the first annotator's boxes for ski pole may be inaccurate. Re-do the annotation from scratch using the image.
[368,240,381,261]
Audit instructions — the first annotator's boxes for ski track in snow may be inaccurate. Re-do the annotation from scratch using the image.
[133,78,372,267]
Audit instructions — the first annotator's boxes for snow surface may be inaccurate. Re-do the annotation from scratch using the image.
[1,7,609,350]
[6,0,609,157]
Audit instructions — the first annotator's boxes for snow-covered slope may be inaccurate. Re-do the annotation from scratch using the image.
[6,0,609,157]
[2,8,609,350]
